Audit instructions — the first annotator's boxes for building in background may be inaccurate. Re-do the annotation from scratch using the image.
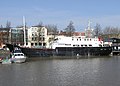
[27,26,47,48]
[0,28,10,48]
[9,27,28,46]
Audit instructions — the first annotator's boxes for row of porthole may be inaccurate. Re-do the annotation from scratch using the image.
[73,44,92,47]
[58,43,93,47]
[72,38,98,41]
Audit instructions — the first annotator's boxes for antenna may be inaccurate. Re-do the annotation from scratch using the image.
[23,16,26,46]
[88,20,92,30]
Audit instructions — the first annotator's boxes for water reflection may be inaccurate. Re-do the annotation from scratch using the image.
[0,56,120,86]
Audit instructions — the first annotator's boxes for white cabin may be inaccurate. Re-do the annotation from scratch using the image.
[51,36,103,49]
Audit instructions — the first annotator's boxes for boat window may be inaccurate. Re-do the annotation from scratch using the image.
[58,43,65,45]
[73,45,75,46]
[15,54,18,56]
[80,39,81,41]
[84,39,86,41]
[85,45,87,47]
[15,54,23,56]
[99,44,102,47]
[14,50,22,53]
[87,39,89,41]
[77,39,78,41]
[81,45,83,47]
[90,39,91,41]
[54,38,58,41]
[20,54,23,56]
[65,44,71,46]
[18,54,21,56]
[72,39,74,41]
[89,44,92,46]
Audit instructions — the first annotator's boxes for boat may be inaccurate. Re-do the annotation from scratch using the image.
[50,36,112,56]
[48,21,112,56]
[11,48,26,63]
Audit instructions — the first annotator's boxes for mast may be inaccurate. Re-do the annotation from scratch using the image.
[85,20,93,38]
[23,16,26,46]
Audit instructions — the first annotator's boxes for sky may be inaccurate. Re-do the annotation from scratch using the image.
[0,0,120,31]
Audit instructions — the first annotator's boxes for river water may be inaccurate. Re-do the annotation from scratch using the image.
[0,56,120,86]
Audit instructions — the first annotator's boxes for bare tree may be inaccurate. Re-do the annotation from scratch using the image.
[111,27,120,34]
[6,21,11,28]
[103,26,110,34]
[0,25,3,28]
[102,26,120,38]
[52,25,58,36]
[37,21,43,27]
[45,24,59,45]
[103,26,120,35]
[64,21,75,36]
[45,24,53,34]
[45,24,58,35]
[94,23,102,36]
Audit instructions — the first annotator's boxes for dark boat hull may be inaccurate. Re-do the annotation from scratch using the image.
[54,47,112,56]
[21,47,53,57]
[21,47,112,57]
[5,44,112,57]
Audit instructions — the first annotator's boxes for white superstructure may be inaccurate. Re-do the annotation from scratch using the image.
[51,36,103,49]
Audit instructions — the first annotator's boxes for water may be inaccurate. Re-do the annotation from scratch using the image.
[0,56,120,86]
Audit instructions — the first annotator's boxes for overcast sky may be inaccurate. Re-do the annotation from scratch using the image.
[0,0,120,31]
